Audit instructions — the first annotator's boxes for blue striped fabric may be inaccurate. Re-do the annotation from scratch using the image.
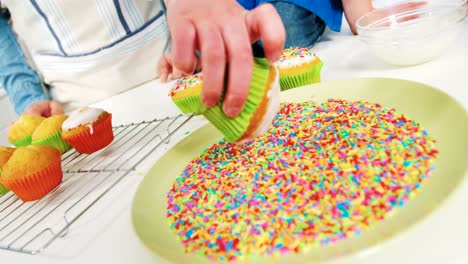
[39,0,82,54]
[35,12,168,72]
[113,0,131,34]
[96,0,127,41]
[120,0,145,31]
[30,0,66,55]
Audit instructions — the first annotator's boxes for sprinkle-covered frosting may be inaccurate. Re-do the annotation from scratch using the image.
[277,47,319,68]
[167,99,438,261]
[62,107,105,131]
[169,74,203,97]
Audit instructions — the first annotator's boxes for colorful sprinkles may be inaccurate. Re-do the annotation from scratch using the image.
[167,99,438,261]
[169,74,203,96]
[279,47,317,63]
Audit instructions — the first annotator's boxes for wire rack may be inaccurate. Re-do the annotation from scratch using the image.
[0,114,192,255]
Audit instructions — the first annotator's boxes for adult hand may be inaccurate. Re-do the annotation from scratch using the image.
[24,100,63,117]
[166,0,285,117]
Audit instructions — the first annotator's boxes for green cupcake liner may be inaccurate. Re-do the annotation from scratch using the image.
[0,184,9,197]
[12,134,32,147]
[172,94,207,115]
[279,60,323,91]
[202,58,271,142]
[32,131,72,153]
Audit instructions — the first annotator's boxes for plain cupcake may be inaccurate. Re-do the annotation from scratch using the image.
[0,146,15,197]
[32,114,72,153]
[8,114,46,147]
[0,145,62,202]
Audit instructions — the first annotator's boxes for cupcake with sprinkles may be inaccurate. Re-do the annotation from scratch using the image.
[202,57,281,143]
[277,47,323,90]
[169,73,207,115]
[168,58,281,143]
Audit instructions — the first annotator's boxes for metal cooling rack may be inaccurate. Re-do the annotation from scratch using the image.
[0,114,192,255]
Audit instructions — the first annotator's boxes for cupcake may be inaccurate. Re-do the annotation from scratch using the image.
[169,73,207,115]
[32,115,72,153]
[62,107,114,154]
[0,145,62,202]
[202,57,281,143]
[0,147,15,196]
[8,114,46,147]
[276,47,323,90]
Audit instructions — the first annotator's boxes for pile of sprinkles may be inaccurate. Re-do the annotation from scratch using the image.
[169,74,203,96]
[167,99,438,262]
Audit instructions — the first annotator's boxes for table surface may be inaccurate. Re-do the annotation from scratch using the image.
[1,20,467,264]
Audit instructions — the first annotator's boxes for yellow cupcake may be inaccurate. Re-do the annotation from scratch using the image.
[32,115,72,153]
[8,114,45,147]
[0,146,15,196]
[0,146,15,170]
[0,145,63,202]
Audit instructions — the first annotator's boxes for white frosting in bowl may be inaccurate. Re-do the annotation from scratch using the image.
[62,107,105,131]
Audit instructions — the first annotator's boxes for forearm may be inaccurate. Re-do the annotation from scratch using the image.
[0,12,48,114]
[342,0,373,34]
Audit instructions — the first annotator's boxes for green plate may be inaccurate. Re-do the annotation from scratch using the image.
[132,78,468,264]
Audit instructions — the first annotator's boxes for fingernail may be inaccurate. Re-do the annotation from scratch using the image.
[223,104,243,118]
[202,95,217,108]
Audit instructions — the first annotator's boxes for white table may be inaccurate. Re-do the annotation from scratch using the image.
[1,20,467,264]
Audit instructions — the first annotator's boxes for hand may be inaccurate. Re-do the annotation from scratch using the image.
[166,1,285,117]
[24,100,63,117]
[158,52,202,82]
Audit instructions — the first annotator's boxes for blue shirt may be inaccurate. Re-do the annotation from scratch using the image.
[0,12,48,114]
[237,0,343,32]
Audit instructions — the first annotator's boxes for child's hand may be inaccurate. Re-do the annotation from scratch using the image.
[165,0,285,117]
[24,100,63,117]
[158,52,202,82]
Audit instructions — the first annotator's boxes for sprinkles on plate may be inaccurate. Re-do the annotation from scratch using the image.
[167,99,438,262]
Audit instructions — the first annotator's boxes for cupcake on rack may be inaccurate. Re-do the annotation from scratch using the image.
[169,73,207,115]
[0,146,15,197]
[62,107,114,154]
[276,47,323,90]
[0,145,62,202]
[32,114,72,153]
[8,114,45,147]
[170,58,281,143]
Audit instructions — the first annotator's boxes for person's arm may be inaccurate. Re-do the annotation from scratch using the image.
[342,0,373,34]
[0,11,61,116]
[165,0,285,117]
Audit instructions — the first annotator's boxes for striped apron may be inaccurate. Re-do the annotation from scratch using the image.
[1,0,169,111]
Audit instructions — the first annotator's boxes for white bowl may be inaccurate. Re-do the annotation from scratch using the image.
[356,0,468,66]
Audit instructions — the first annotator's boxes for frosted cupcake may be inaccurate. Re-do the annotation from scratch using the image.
[169,73,207,115]
[276,47,323,90]
[62,107,114,154]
